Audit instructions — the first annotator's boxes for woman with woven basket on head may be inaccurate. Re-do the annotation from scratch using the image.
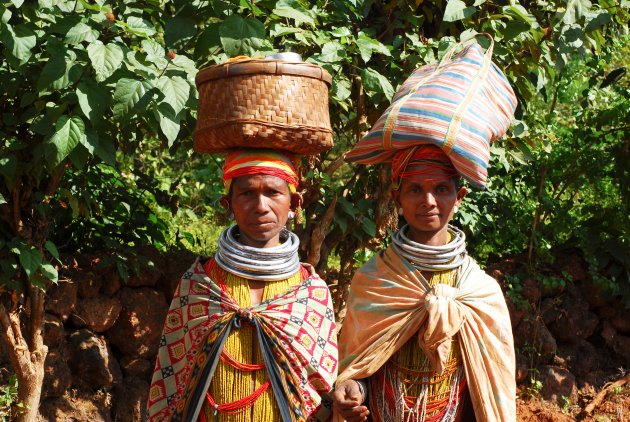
[147,149,338,422]
[332,36,517,422]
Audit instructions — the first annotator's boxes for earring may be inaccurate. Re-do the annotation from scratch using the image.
[288,210,295,219]
[228,211,234,220]
[453,206,459,213]
[398,207,404,216]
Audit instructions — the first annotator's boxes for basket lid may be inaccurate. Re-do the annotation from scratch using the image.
[195,58,332,87]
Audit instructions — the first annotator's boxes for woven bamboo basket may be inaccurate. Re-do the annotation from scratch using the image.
[193,58,333,155]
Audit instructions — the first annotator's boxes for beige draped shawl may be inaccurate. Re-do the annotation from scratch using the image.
[336,246,515,421]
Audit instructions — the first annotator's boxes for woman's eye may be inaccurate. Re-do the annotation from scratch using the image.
[437,185,449,193]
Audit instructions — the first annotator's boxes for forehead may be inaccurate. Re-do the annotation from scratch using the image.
[231,174,289,190]
[400,174,456,188]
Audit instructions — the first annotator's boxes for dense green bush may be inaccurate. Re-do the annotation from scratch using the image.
[1,0,629,418]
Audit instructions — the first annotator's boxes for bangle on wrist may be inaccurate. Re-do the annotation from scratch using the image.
[354,379,367,403]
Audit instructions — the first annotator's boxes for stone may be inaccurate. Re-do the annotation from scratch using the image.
[120,356,153,379]
[42,350,72,399]
[70,295,122,333]
[43,313,65,348]
[538,365,578,406]
[548,286,599,343]
[45,279,78,321]
[77,274,103,299]
[106,287,168,358]
[112,376,149,422]
[68,329,122,390]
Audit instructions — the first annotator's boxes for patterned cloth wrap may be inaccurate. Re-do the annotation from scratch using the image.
[345,36,517,189]
[336,246,516,422]
[147,258,338,422]
[222,148,299,193]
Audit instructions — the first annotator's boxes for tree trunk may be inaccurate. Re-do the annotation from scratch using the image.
[0,290,47,422]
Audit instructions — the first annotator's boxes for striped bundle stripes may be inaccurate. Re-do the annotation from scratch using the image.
[345,38,517,188]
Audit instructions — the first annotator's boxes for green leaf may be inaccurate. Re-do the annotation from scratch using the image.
[563,0,592,24]
[123,16,156,37]
[76,81,111,124]
[142,39,166,63]
[0,155,18,186]
[40,263,58,283]
[330,27,352,37]
[273,0,315,26]
[443,0,477,22]
[16,245,42,279]
[219,15,266,57]
[112,78,154,120]
[82,129,116,165]
[361,67,395,101]
[194,23,221,59]
[38,49,83,91]
[0,193,5,205]
[1,6,11,25]
[87,41,124,82]
[154,103,180,147]
[356,32,391,63]
[44,241,61,262]
[45,115,86,168]
[65,22,99,45]
[502,20,531,41]
[156,75,190,115]
[361,218,376,237]
[504,4,536,25]
[314,40,345,63]
[338,197,358,218]
[333,77,352,101]
[0,23,37,65]
[584,10,611,32]
[165,16,197,50]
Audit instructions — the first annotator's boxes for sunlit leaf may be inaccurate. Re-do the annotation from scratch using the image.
[443,0,477,22]
[273,0,315,26]
[0,23,36,65]
[156,75,190,115]
[15,245,42,279]
[219,15,266,57]
[45,115,86,168]
[87,41,124,82]
[112,78,153,120]
[65,22,99,45]
[76,81,111,124]
[154,103,180,147]
[361,67,395,101]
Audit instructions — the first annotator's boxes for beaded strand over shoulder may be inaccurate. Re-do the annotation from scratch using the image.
[214,225,300,281]
[391,224,467,272]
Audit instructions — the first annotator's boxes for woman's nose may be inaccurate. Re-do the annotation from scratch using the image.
[254,195,269,212]
[420,192,437,207]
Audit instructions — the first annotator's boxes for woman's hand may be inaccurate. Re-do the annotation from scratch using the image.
[332,379,370,422]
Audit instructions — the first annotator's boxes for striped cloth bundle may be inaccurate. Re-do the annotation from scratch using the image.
[345,35,517,188]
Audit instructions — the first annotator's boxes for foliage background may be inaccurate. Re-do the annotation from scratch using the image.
[0,0,629,417]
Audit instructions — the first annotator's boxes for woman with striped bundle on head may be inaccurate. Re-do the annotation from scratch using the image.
[147,149,338,422]
[332,36,517,422]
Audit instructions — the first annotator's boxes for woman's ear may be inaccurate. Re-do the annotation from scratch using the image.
[391,189,401,209]
[290,192,303,211]
[456,186,467,207]
[219,195,230,211]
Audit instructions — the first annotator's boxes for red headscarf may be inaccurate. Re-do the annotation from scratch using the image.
[391,145,459,189]
[222,149,299,193]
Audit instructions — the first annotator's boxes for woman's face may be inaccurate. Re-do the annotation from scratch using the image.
[227,174,301,248]
[392,173,467,246]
